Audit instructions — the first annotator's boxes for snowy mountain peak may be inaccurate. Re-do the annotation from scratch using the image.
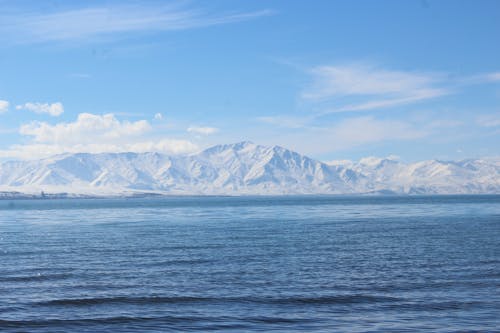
[0,143,498,196]
[199,141,257,155]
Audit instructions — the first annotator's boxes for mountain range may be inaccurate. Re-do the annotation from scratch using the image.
[0,141,499,196]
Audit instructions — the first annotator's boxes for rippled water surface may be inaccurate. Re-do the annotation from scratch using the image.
[1,195,499,332]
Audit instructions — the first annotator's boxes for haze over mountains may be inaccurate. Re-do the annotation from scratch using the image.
[0,142,498,196]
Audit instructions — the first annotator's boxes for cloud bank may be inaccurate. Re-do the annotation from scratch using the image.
[0,113,198,160]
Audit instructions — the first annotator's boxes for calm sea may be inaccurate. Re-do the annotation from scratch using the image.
[0,195,499,332]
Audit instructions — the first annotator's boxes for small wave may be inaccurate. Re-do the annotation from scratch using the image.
[383,300,485,312]
[37,294,400,307]
[139,259,213,267]
[246,316,318,324]
[262,294,401,305]
[0,315,316,329]
[37,296,216,306]
[0,273,71,282]
[0,316,164,328]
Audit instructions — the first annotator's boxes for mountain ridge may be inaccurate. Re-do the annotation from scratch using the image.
[0,142,499,196]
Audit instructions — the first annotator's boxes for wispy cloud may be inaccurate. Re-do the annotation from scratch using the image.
[0,127,17,135]
[327,89,447,113]
[16,102,64,116]
[302,64,449,113]
[187,126,219,135]
[0,100,9,114]
[486,72,500,82]
[458,72,500,85]
[328,116,426,147]
[302,65,441,98]
[427,119,463,129]
[301,64,500,115]
[257,115,313,129]
[0,2,273,43]
[252,111,478,156]
[70,73,91,79]
[262,115,428,156]
[476,114,500,127]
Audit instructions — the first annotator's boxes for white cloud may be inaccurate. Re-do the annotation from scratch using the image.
[154,113,163,120]
[1,3,273,43]
[0,100,9,113]
[20,113,150,144]
[0,113,198,159]
[476,114,500,127]
[0,140,198,160]
[302,64,448,113]
[16,102,64,116]
[387,154,401,161]
[187,126,219,135]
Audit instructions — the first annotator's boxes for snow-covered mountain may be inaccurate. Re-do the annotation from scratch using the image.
[0,142,498,196]
[327,156,500,194]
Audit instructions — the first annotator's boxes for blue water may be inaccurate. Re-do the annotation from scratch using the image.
[0,195,499,332]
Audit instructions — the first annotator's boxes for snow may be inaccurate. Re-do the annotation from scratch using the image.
[0,142,499,196]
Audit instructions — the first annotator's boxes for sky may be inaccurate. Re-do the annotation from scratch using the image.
[0,0,499,162]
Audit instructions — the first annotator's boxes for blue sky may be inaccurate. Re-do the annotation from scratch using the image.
[0,0,499,162]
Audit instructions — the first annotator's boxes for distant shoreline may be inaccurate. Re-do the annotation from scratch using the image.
[1,191,499,200]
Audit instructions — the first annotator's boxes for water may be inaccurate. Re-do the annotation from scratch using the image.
[0,195,499,332]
